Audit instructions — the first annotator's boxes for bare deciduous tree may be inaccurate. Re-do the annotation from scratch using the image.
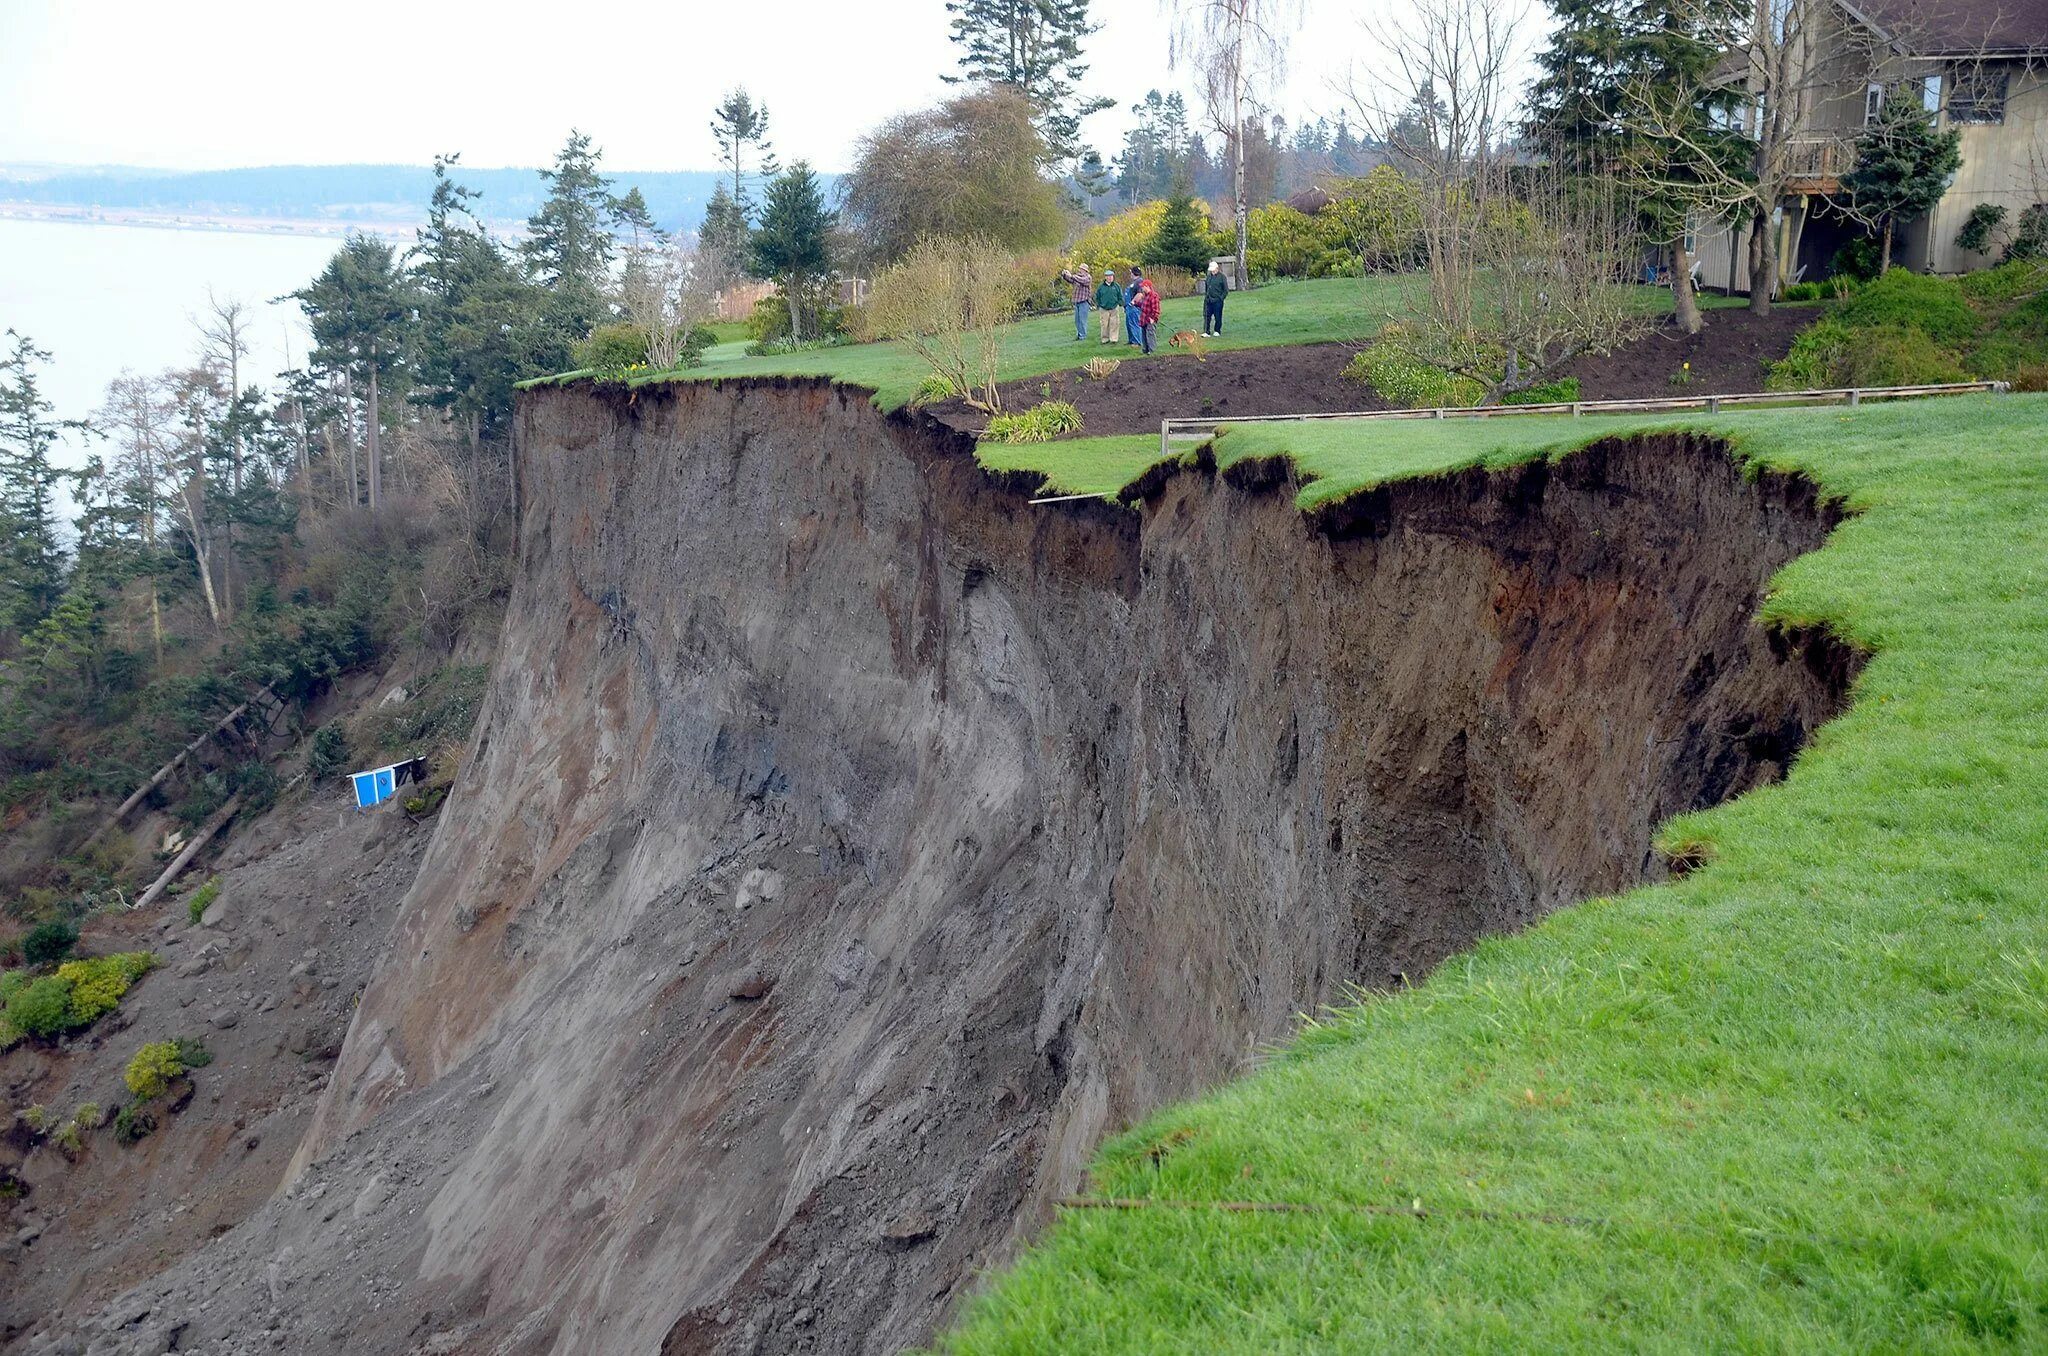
[621,238,729,372]
[1347,0,1650,402]
[860,236,1025,413]
[1170,0,1302,290]
[96,373,179,663]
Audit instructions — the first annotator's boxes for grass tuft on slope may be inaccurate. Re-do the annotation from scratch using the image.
[935,393,2048,1353]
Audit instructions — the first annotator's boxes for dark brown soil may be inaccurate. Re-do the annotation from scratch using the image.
[932,304,1819,438]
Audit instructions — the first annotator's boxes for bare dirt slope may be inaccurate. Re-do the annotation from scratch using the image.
[1,794,432,1349]
[25,379,1853,1356]
[931,306,1817,436]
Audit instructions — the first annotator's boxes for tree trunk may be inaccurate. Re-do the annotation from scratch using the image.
[1672,237,1702,335]
[787,277,803,344]
[342,376,361,508]
[366,361,383,512]
[1881,218,1894,273]
[1746,210,1773,316]
[1232,7,1249,292]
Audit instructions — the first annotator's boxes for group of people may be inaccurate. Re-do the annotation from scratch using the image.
[1058,261,1228,355]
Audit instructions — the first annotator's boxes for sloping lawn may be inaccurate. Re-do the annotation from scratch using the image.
[936,393,2048,1352]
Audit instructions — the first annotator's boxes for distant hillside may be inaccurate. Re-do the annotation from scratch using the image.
[0,164,744,233]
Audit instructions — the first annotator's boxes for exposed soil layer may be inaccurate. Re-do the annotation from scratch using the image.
[26,379,1857,1356]
[931,304,1817,437]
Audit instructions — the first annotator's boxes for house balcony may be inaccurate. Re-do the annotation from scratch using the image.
[1784,136,1857,194]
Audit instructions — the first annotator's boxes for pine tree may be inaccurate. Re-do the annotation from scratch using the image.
[0,331,86,631]
[522,130,616,333]
[1142,180,1214,271]
[748,164,837,344]
[1527,0,1632,168]
[1848,91,1964,271]
[710,90,779,222]
[295,237,415,512]
[700,183,750,270]
[944,0,1114,162]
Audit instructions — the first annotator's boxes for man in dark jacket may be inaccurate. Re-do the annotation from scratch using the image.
[1123,268,1143,345]
[1202,261,1228,336]
[1094,272,1123,343]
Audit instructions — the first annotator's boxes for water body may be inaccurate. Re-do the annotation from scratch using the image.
[0,216,344,473]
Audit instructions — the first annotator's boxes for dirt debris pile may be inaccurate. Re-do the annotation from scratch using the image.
[25,378,1853,1356]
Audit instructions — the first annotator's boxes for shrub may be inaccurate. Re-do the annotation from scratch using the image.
[1343,342,1486,408]
[5,976,76,1038]
[1780,281,1828,302]
[980,401,1084,444]
[1504,377,1581,405]
[1008,247,1070,315]
[864,235,1025,413]
[1083,357,1121,381]
[1322,167,1426,272]
[1073,201,1178,276]
[1838,269,1980,346]
[126,1041,188,1101]
[308,721,350,781]
[1959,259,2048,306]
[186,876,221,926]
[571,323,649,374]
[1957,202,2007,255]
[1769,318,1968,389]
[173,1037,213,1070]
[747,293,793,342]
[22,920,77,966]
[1143,189,1215,273]
[2005,204,2048,262]
[19,1104,49,1134]
[113,1103,156,1145]
[1831,236,1883,282]
[58,955,134,1024]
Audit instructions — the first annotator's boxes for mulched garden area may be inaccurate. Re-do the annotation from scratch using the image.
[930,303,1819,439]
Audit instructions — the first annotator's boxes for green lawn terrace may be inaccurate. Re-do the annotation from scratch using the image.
[519,274,1747,412]
[937,393,2048,1351]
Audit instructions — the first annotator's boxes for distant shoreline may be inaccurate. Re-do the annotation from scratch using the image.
[0,203,429,242]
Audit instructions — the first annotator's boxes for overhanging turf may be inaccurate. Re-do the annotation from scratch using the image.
[930,393,2048,1352]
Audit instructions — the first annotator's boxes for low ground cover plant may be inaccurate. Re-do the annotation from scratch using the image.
[185,876,221,926]
[1344,339,1485,408]
[980,401,1083,444]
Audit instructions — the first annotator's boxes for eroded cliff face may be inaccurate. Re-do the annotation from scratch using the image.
[46,380,1854,1356]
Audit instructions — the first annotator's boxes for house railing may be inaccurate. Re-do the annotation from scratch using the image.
[1783,135,1857,184]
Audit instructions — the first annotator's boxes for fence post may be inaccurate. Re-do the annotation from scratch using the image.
[1849,389,1861,407]
[1433,407,1445,420]
[1706,397,1720,414]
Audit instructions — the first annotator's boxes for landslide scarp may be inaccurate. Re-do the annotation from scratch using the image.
[42,378,1857,1356]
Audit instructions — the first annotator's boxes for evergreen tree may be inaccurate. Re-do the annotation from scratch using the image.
[1527,0,1632,168]
[1142,180,1214,271]
[710,90,779,223]
[0,331,87,631]
[1525,0,1748,332]
[748,163,837,344]
[944,0,1114,162]
[522,130,616,334]
[295,236,415,511]
[701,182,750,265]
[1848,90,1964,271]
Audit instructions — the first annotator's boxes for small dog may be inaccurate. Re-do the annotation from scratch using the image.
[1168,330,1207,361]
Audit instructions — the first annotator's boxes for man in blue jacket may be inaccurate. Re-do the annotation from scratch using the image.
[1123,269,1144,345]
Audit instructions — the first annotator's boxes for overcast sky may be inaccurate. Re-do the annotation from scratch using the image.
[0,0,1425,175]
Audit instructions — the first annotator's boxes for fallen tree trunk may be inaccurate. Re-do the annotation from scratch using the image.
[133,794,242,912]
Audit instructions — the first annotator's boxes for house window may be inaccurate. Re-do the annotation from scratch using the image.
[1950,68,2009,124]
[1865,82,1886,125]
[1922,75,1943,114]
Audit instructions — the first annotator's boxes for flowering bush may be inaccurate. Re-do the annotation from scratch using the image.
[125,1041,188,1101]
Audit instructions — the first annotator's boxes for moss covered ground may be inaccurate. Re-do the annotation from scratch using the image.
[930,393,2048,1352]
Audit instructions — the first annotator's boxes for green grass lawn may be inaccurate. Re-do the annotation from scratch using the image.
[935,393,2048,1352]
